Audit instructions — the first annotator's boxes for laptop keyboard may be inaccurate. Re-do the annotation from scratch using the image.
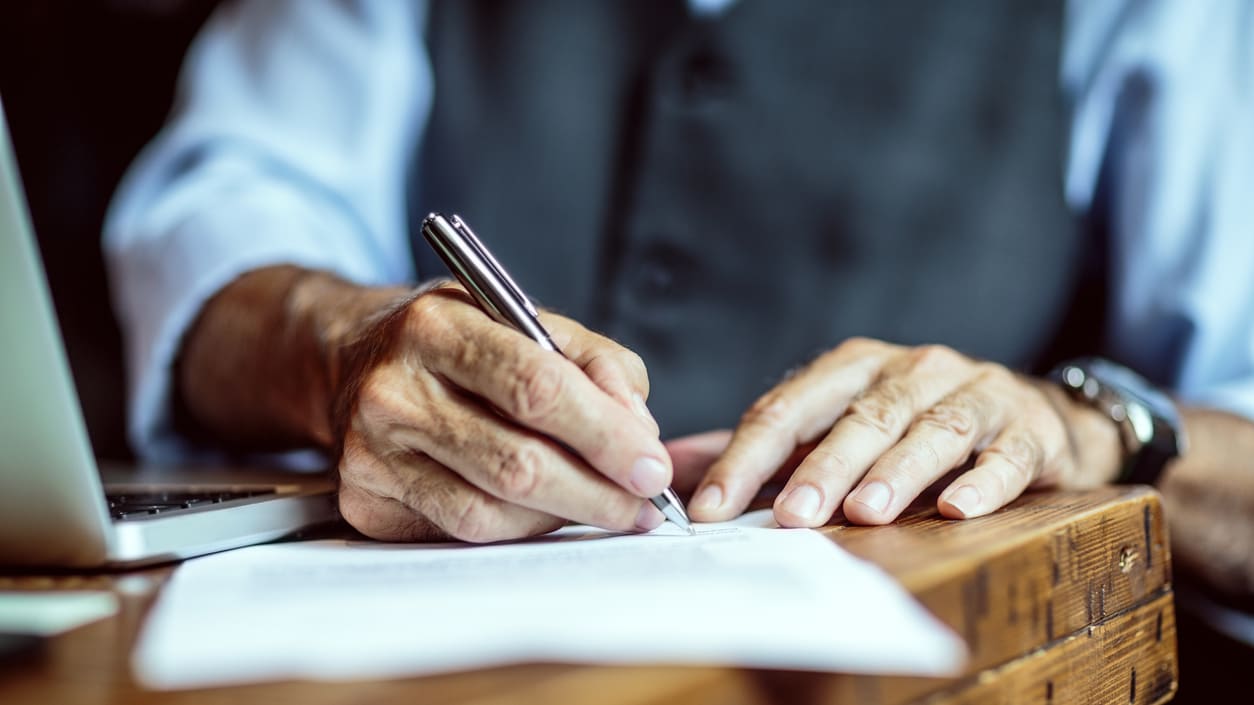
[106,489,278,520]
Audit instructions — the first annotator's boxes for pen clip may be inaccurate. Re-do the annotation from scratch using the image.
[422,212,560,354]
[449,215,539,318]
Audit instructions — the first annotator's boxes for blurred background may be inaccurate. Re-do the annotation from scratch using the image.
[1,2,1250,700]
[0,0,218,461]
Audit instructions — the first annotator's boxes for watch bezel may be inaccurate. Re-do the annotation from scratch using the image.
[1051,357,1185,485]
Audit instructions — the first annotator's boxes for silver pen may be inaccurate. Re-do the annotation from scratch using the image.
[420,213,694,534]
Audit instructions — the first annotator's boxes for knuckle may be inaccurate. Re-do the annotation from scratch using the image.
[742,391,794,432]
[450,335,483,376]
[509,357,565,423]
[848,398,899,435]
[336,491,369,532]
[910,344,961,371]
[976,362,1016,389]
[586,348,650,399]
[405,292,451,337]
[848,383,910,435]
[339,501,390,540]
[916,437,944,473]
[802,448,853,479]
[450,492,498,543]
[337,486,424,542]
[619,350,650,392]
[839,336,878,354]
[491,442,545,502]
[338,428,368,461]
[336,434,375,482]
[353,367,421,420]
[886,439,941,481]
[986,434,1040,482]
[352,375,394,420]
[917,399,979,439]
[351,372,435,445]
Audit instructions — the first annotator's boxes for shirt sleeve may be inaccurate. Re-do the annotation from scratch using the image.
[1063,0,1254,421]
[103,0,432,461]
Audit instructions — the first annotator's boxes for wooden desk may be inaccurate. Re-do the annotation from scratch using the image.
[0,486,1176,705]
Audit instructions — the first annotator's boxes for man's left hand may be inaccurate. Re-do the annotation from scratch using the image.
[683,337,1122,526]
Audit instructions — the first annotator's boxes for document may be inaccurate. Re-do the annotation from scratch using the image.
[133,511,966,689]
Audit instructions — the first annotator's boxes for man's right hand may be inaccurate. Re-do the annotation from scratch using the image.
[178,266,672,543]
[331,282,674,542]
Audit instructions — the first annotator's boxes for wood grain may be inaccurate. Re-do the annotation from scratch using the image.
[819,486,1175,704]
[925,593,1178,705]
[0,487,1176,705]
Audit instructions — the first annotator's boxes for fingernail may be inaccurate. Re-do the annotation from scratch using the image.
[851,481,892,514]
[631,393,656,427]
[943,485,982,518]
[779,484,822,523]
[635,503,665,531]
[630,457,669,496]
[690,484,724,513]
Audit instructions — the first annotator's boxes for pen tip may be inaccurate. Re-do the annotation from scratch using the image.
[686,525,697,536]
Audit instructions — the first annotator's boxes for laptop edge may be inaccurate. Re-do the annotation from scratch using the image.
[0,96,337,569]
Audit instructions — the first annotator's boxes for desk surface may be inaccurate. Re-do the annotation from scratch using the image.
[0,486,1177,705]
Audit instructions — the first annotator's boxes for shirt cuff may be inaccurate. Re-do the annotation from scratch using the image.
[107,178,393,463]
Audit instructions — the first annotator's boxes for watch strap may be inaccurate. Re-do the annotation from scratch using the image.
[1121,441,1173,486]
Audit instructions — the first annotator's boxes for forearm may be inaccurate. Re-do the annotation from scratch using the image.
[176,265,409,451]
[1051,388,1254,598]
[1159,407,1254,598]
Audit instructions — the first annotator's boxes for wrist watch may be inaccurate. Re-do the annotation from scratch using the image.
[1050,357,1186,486]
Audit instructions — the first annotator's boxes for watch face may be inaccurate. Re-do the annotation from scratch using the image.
[1055,358,1185,483]
[1081,358,1181,427]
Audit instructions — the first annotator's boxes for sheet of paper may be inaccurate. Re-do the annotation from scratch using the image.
[0,591,118,636]
[133,510,966,689]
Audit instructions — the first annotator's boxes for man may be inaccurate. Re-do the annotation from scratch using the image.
[106,0,1253,606]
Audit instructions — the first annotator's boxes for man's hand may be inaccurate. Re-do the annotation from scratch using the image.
[685,338,1123,526]
[331,284,672,542]
[178,267,670,543]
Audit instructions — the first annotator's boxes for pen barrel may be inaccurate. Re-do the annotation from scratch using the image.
[422,212,690,531]
[650,488,692,531]
[421,213,560,353]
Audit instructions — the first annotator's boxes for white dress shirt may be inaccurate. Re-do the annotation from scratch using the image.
[105,0,1254,462]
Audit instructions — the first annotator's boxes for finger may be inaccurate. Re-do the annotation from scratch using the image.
[339,483,442,541]
[337,435,564,542]
[584,360,659,437]
[338,434,440,541]
[568,337,658,435]
[680,434,819,506]
[712,343,972,524]
[541,312,651,402]
[413,297,672,498]
[938,414,1071,520]
[665,430,734,494]
[840,369,1011,525]
[689,338,895,521]
[390,380,665,533]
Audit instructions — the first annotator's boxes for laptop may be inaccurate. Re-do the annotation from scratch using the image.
[0,98,338,568]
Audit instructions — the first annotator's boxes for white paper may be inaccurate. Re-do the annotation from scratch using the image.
[133,510,965,689]
[0,591,118,635]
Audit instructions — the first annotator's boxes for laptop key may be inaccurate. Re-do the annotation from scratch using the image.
[106,489,279,520]
[113,504,182,516]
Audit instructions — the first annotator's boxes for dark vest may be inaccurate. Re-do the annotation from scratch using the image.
[412,0,1085,437]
